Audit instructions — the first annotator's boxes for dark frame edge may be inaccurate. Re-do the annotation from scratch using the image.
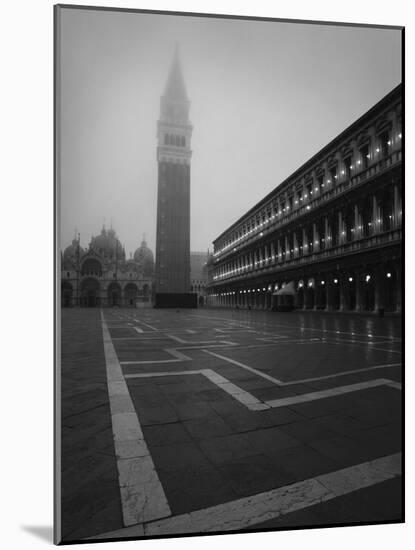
[54,3,404,31]
[401,25,405,525]
[54,3,62,546]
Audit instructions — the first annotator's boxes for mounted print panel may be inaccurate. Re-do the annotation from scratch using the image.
[54,5,403,544]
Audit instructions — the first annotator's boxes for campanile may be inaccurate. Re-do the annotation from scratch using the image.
[155,46,193,297]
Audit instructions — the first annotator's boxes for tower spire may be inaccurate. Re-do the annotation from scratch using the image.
[164,43,188,100]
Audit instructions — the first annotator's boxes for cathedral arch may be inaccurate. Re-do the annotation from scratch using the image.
[107,282,122,307]
[61,281,73,308]
[124,283,138,307]
[80,278,100,307]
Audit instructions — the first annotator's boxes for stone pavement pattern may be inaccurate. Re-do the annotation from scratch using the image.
[60,307,402,542]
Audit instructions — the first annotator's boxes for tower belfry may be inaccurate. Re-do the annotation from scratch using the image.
[154,46,194,305]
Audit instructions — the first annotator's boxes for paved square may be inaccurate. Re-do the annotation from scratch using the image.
[60,307,402,542]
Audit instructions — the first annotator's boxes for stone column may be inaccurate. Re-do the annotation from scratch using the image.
[372,195,381,234]
[321,280,328,310]
[302,228,308,255]
[395,265,402,313]
[326,278,335,311]
[374,265,385,312]
[270,241,276,262]
[339,275,348,311]
[355,269,364,312]
[324,217,330,249]
[354,204,362,240]
[285,235,290,261]
[293,232,299,258]
[276,239,281,262]
[313,223,320,253]
[314,276,321,310]
[393,185,402,229]
[338,211,345,244]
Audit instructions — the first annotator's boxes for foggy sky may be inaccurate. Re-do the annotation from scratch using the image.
[58,8,401,257]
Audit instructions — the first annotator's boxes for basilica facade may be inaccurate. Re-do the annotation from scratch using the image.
[61,226,154,307]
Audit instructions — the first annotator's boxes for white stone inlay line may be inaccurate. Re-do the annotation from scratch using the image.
[120,348,192,365]
[119,342,238,366]
[101,310,171,526]
[204,349,285,384]
[188,313,401,342]
[92,452,401,539]
[167,334,218,344]
[204,349,401,387]
[124,369,269,411]
[265,378,401,408]
[289,363,402,385]
[124,368,400,412]
[134,319,158,331]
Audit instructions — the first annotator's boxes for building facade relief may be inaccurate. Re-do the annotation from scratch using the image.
[208,85,402,314]
[61,227,154,307]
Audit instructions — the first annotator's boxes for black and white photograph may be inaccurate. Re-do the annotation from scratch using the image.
[54,4,403,545]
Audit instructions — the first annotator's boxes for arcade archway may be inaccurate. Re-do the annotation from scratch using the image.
[124,283,138,307]
[80,278,100,307]
[107,282,122,307]
[61,281,73,308]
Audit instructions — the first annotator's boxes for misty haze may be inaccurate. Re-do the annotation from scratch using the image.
[56,7,403,544]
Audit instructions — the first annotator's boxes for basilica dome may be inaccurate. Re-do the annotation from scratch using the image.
[62,238,85,268]
[133,238,154,276]
[89,227,126,261]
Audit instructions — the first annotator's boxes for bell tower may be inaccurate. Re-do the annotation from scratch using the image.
[155,45,193,300]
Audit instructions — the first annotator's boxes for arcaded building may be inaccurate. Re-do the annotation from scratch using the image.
[208,85,402,313]
[61,226,154,307]
[155,47,192,295]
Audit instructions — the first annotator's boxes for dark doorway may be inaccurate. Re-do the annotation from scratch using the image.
[80,278,100,307]
[333,281,340,310]
[297,286,304,309]
[61,281,73,308]
[124,283,138,307]
[384,267,397,311]
[107,282,122,307]
[363,272,375,311]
